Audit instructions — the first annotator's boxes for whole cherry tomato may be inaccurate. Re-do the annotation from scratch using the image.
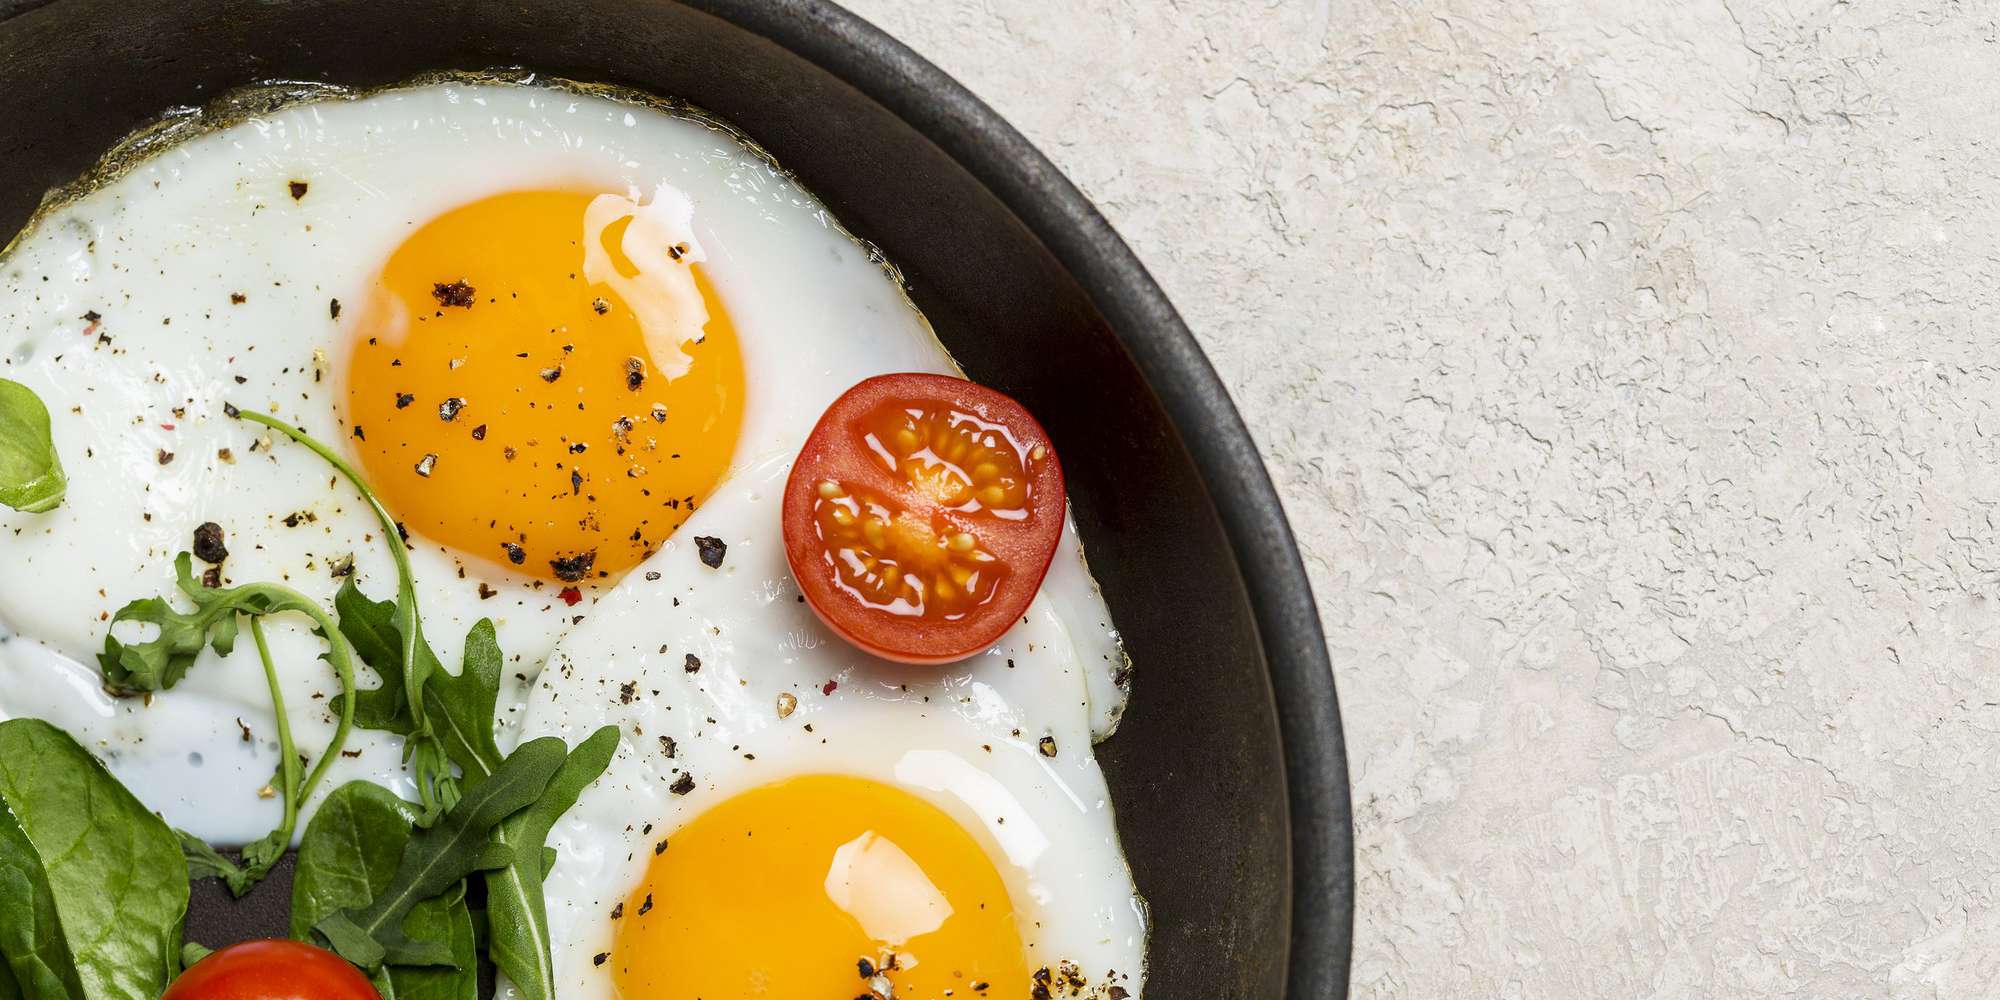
[162,940,380,1000]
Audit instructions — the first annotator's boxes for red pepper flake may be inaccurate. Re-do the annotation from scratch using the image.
[822,680,838,696]
[159,423,175,431]
[559,587,582,606]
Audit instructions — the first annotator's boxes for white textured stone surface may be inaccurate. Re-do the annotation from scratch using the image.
[840,1,2000,996]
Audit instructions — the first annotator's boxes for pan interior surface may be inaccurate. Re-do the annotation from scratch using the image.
[0,1,1347,996]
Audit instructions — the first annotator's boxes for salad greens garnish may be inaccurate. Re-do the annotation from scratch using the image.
[293,782,478,1000]
[0,378,64,514]
[227,408,619,999]
[313,737,567,970]
[96,551,359,895]
[5,402,623,999]
[0,719,190,1000]
[233,407,460,822]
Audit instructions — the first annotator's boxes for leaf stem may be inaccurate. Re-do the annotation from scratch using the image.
[249,617,301,840]
[230,407,452,818]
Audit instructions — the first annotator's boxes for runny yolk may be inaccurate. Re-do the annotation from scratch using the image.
[613,775,1029,999]
[343,189,744,584]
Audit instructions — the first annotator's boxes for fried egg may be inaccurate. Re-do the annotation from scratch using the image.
[0,79,995,842]
[517,454,1145,1000]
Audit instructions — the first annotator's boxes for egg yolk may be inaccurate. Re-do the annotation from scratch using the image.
[343,189,744,584]
[614,775,1029,999]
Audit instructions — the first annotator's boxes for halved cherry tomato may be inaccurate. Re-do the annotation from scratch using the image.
[162,940,380,1000]
[783,373,1066,664]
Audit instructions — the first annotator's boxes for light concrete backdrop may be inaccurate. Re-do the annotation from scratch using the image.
[839,0,2000,996]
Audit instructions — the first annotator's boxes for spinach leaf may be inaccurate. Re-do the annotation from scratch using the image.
[292,782,477,1000]
[0,799,83,1000]
[239,410,456,820]
[97,553,360,895]
[0,379,64,514]
[313,738,567,971]
[484,726,619,1000]
[0,719,188,1000]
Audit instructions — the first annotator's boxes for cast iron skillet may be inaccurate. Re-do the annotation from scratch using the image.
[0,1,1354,996]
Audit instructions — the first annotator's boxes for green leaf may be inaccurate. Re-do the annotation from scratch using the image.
[0,379,64,513]
[176,830,256,898]
[313,738,567,971]
[327,578,459,820]
[427,619,504,783]
[292,783,476,1000]
[0,719,188,1000]
[178,942,213,971]
[95,553,241,695]
[483,726,619,1000]
[100,557,361,897]
[383,887,478,1000]
[331,579,416,733]
[0,799,84,1000]
[291,782,419,938]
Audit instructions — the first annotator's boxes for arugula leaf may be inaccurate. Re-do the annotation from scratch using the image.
[0,379,64,513]
[0,719,188,1000]
[427,619,505,783]
[313,737,567,971]
[237,409,457,820]
[484,726,619,1000]
[292,782,477,1000]
[97,553,360,895]
[329,580,501,785]
[95,553,244,694]
[0,799,84,1000]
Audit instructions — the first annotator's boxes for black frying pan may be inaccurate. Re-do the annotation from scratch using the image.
[0,2,1354,996]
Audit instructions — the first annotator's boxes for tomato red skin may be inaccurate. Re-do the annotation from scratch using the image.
[783,373,1066,664]
[163,940,380,1000]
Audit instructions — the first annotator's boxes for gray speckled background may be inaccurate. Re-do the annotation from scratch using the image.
[840,0,2000,996]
